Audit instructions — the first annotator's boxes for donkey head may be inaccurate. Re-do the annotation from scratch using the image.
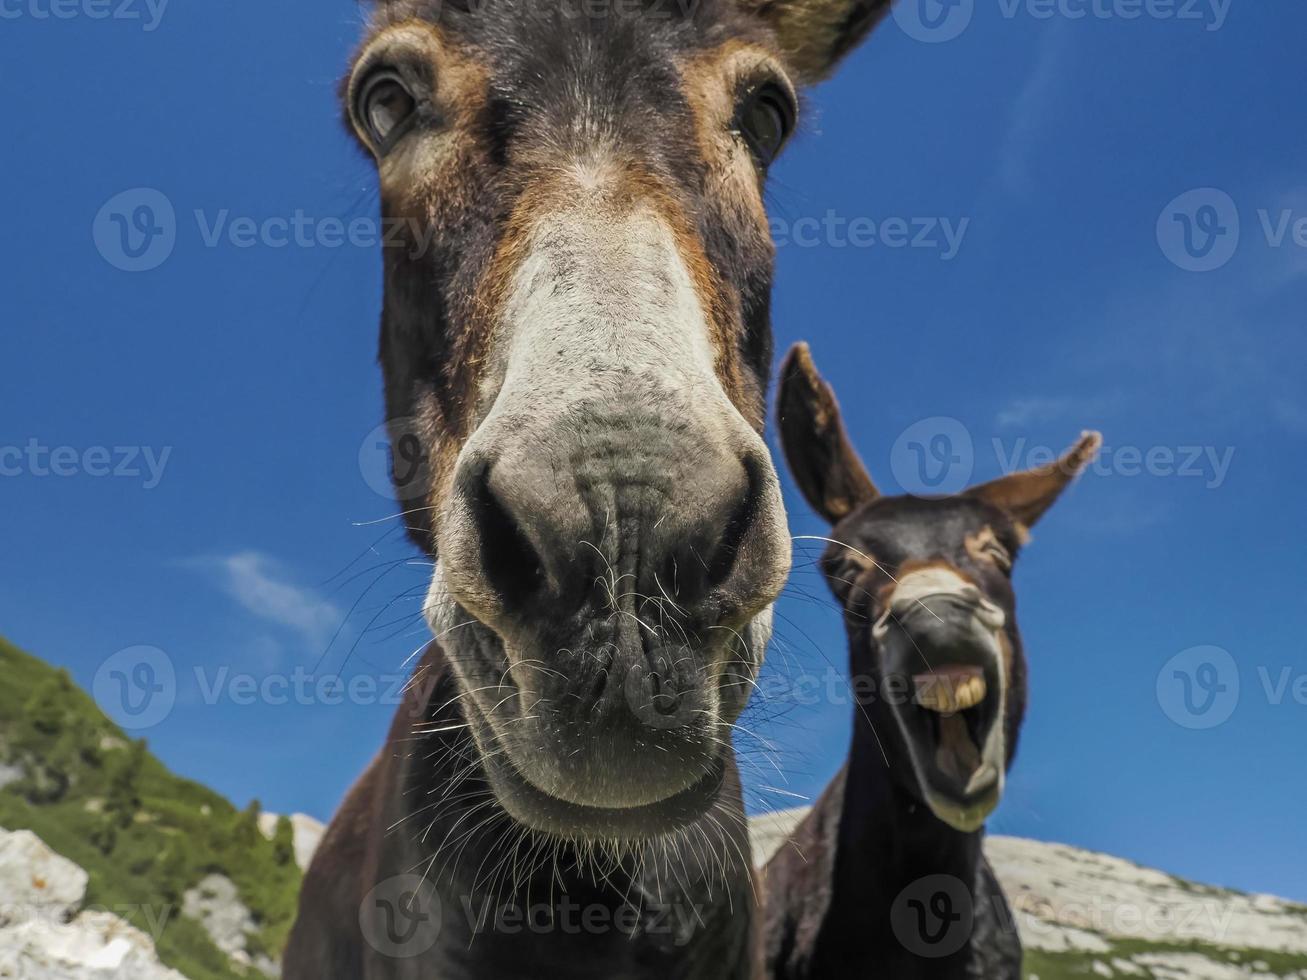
[345,1,894,841]
[778,344,1100,832]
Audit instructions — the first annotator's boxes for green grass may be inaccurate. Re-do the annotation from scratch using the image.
[0,635,303,980]
[1024,935,1307,979]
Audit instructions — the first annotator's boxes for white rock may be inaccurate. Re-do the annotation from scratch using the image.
[748,807,808,866]
[256,812,326,871]
[0,910,186,980]
[1131,952,1273,980]
[182,874,252,960]
[0,829,88,926]
[0,763,25,792]
[1013,908,1112,954]
[181,874,277,978]
[987,835,1307,955]
[0,829,182,980]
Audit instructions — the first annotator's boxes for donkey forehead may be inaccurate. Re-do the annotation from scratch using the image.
[357,2,787,128]
[835,497,1023,562]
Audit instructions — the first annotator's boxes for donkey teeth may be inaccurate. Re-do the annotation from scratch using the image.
[913,672,988,714]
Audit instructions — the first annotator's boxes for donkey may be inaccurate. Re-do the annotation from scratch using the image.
[285,3,904,978]
[762,344,1101,979]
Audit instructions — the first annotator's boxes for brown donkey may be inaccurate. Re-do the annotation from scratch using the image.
[763,344,1100,979]
[285,3,903,978]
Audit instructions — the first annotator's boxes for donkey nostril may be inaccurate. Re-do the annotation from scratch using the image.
[465,461,547,609]
[646,671,682,717]
[704,453,766,591]
[624,659,697,730]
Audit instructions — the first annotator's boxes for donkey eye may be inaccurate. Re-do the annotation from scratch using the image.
[357,71,418,151]
[983,541,1013,572]
[735,83,795,168]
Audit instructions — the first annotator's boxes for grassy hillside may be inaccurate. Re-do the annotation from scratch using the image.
[0,635,302,980]
[1026,940,1307,979]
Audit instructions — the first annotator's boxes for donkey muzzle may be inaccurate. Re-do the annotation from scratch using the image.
[429,396,789,829]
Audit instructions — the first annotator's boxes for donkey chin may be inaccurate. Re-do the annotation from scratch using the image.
[873,568,1011,833]
[426,578,777,842]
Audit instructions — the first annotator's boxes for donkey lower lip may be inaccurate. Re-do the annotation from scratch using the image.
[472,710,730,841]
[424,600,759,839]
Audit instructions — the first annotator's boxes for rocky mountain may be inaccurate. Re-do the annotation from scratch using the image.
[752,809,1307,980]
[0,636,302,980]
[0,827,184,979]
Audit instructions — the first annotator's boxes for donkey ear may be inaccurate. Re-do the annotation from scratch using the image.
[777,342,879,524]
[740,0,894,82]
[966,431,1103,530]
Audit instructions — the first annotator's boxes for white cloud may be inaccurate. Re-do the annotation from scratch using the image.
[197,552,340,647]
[997,22,1073,197]
[1273,399,1307,436]
[996,393,1123,430]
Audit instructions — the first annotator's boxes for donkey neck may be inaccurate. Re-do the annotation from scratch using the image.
[809,639,987,978]
[841,700,983,886]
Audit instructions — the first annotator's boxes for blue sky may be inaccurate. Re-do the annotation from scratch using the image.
[3,0,1306,902]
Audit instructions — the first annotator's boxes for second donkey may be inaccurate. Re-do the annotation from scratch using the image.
[763,343,1101,979]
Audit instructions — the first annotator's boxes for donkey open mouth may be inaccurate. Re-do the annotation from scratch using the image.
[875,566,1011,832]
